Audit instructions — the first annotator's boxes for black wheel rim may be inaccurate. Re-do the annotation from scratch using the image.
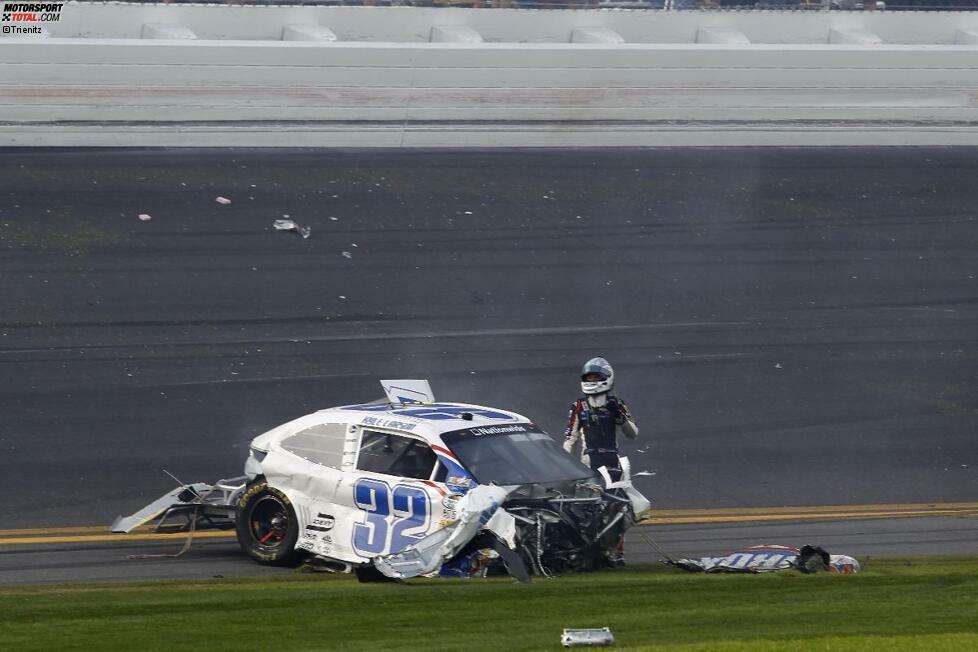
[249,495,290,550]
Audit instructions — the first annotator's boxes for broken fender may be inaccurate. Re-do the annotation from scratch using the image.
[373,484,514,579]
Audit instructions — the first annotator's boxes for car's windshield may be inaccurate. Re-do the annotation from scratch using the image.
[442,424,593,486]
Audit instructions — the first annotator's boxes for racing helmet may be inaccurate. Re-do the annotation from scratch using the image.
[580,357,614,395]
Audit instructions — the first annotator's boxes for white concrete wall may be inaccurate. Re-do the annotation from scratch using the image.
[19,3,978,44]
[2,4,978,146]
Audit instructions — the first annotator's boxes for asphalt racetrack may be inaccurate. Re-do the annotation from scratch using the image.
[1,147,975,583]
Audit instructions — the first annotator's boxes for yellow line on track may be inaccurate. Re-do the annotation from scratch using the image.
[0,526,122,536]
[2,502,976,546]
[640,502,978,526]
[0,531,235,546]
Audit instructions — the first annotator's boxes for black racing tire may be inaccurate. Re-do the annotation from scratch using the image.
[235,481,301,566]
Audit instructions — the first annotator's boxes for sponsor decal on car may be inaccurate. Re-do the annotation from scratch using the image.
[360,415,418,431]
[468,424,533,436]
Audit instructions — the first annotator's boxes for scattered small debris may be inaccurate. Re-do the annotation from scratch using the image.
[137,214,152,222]
[273,219,311,239]
[215,196,232,205]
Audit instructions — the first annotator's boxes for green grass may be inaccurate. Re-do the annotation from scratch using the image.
[2,558,977,651]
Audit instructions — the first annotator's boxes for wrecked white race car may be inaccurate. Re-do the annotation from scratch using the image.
[113,380,650,581]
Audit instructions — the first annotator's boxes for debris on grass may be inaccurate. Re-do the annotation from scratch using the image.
[667,545,860,574]
[561,628,614,648]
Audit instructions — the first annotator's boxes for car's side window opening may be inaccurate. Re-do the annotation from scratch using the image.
[356,430,437,480]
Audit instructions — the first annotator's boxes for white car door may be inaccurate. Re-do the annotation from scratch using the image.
[338,428,449,562]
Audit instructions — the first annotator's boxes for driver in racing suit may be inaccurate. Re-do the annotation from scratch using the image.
[563,357,639,482]
[563,357,639,567]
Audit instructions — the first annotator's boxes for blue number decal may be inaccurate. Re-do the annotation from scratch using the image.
[353,479,431,556]
[391,485,429,553]
[353,479,389,555]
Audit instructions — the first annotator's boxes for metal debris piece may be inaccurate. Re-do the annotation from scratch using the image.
[668,545,860,574]
[215,196,232,205]
[138,214,153,222]
[273,219,312,239]
[561,628,615,648]
[341,251,353,259]
[372,485,514,581]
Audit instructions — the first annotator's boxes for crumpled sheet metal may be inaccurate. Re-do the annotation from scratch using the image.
[273,219,311,239]
[110,483,213,533]
[372,484,514,580]
[670,544,860,574]
[597,457,651,517]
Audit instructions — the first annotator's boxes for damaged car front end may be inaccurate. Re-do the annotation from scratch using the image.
[375,472,649,582]
[373,423,649,580]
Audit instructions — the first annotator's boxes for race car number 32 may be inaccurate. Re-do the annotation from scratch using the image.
[353,478,430,556]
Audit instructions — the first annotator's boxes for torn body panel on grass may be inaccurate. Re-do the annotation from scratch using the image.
[668,544,860,574]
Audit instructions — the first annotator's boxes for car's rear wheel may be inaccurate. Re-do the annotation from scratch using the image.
[235,481,301,566]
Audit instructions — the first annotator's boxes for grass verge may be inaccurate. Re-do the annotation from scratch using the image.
[1,558,977,651]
